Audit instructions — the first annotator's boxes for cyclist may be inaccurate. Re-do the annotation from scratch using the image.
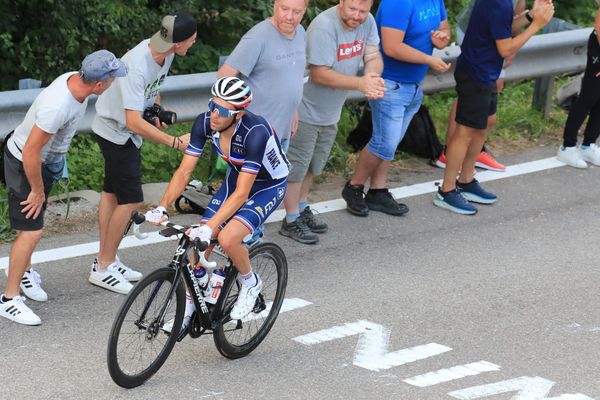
[145,77,289,326]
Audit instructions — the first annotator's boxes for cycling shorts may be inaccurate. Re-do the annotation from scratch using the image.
[201,168,287,233]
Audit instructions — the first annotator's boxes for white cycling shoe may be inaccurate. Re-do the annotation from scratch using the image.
[230,275,263,320]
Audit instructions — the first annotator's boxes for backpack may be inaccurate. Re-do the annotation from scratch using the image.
[0,131,14,186]
[346,103,443,161]
[174,180,215,214]
[556,73,583,111]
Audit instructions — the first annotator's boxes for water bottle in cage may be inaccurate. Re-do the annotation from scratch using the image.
[205,268,226,304]
[193,266,209,292]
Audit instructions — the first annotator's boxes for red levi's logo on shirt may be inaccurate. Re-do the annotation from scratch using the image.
[337,40,364,61]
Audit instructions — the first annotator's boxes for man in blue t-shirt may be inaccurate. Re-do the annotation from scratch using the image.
[343,0,451,217]
[434,0,554,215]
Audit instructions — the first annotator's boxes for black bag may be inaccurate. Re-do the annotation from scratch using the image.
[346,103,443,161]
[0,131,14,186]
[174,180,216,214]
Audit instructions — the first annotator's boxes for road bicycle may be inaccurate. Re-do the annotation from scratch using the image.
[107,212,288,388]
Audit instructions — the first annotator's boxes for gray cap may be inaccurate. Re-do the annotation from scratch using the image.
[81,50,128,81]
[150,13,197,53]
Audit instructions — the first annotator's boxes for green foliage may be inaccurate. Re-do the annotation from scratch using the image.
[65,123,201,192]
[0,0,339,90]
[0,185,14,242]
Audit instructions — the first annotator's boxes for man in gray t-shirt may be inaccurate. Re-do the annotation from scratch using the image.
[89,13,197,296]
[279,0,385,245]
[217,0,308,151]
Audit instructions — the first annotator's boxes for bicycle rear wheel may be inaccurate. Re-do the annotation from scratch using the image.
[107,267,185,388]
[213,242,287,359]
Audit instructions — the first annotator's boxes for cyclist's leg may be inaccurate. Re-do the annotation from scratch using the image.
[219,220,251,274]
[219,179,287,319]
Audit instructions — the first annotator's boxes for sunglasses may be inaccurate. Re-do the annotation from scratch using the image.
[208,98,241,118]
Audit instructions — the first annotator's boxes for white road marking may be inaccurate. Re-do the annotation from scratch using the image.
[293,320,452,372]
[0,156,570,269]
[447,376,595,400]
[403,361,501,387]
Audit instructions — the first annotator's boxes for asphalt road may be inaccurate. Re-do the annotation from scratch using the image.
[1,146,600,400]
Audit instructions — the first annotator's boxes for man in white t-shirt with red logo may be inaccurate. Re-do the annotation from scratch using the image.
[1,50,127,325]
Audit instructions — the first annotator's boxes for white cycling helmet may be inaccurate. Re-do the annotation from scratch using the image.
[211,76,253,109]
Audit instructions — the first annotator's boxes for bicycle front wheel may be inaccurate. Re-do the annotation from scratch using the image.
[213,242,288,359]
[107,267,185,388]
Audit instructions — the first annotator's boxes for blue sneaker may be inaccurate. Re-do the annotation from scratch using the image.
[456,179,497,204]
[433,188,478,215]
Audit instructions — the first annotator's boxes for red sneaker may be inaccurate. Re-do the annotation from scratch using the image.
[433,152,446,168]
[475,151,506,172]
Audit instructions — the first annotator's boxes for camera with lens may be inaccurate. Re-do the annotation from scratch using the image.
[142,104,177,126]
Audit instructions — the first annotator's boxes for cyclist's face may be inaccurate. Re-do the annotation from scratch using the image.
[272,0,307,36]
[338,0,372,30]
[209,97,238,131]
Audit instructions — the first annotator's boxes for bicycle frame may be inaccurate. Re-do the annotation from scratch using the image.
[126,212,240,337]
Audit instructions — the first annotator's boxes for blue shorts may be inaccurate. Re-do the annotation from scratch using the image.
[367,79,423,161]
[201,168,287,233]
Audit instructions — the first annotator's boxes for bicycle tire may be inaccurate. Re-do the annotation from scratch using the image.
[213,242,288,359]
[107,267,185,388]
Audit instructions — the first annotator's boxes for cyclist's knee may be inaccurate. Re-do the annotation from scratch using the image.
[218,232,239,254]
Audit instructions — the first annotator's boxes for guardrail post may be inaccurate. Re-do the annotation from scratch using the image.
[532,19,581,117]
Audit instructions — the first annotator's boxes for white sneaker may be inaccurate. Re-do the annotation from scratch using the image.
[89,260,133,294]
[578,144,600,166]
[162,315,192,335]
[557,146,588,169]
[114,255,143,282]
[230,275,263,320]
[4,267,48,302]
[0,296,42,325]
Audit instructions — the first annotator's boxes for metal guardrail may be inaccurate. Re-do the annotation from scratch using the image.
[0,28,592,140]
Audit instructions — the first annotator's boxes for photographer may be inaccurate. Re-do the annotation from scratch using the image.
[89,13,197,294]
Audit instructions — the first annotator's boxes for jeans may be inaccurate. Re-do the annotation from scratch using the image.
[367,79,423,161]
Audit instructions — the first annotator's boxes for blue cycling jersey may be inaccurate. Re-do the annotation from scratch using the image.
[187,111,289,182]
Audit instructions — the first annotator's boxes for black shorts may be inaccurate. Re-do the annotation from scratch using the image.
[96,135,143,204]
[454,64,498,130]
[4,147,59,231]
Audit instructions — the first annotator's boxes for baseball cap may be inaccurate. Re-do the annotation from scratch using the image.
[81,50,128,81]
[150,13,197,53]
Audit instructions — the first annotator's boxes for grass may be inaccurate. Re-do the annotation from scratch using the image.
[0,184,15,242]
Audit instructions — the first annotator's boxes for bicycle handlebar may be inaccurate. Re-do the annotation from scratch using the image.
[129,211,211,252]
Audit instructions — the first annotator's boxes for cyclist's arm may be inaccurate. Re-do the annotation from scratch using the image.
[157,154,200,208]
[205,172,256,231]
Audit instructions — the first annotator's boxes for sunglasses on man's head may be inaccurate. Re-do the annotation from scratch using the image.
[208,98,241,118]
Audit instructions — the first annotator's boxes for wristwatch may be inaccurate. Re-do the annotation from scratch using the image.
[525,10,533,23]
